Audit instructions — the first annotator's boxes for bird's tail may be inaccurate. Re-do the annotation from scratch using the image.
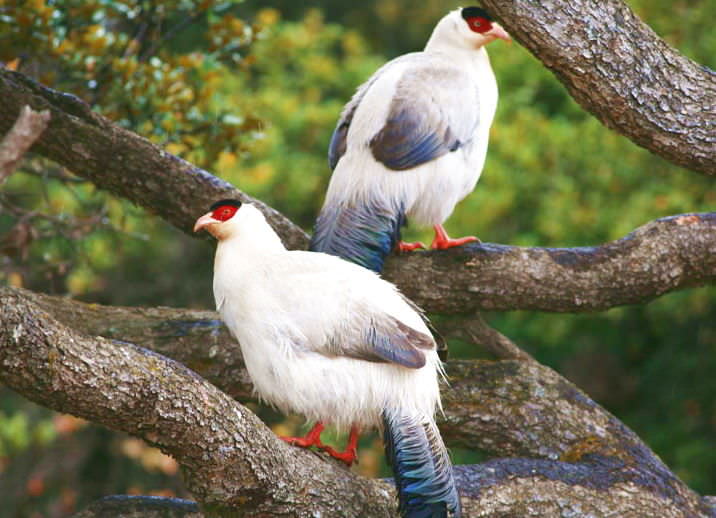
[383,407,461,518]
[309,198,405,273]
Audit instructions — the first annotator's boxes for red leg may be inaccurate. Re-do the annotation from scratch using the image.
[280,422,326,449]
[281,422,360,466]
[318,425,360,466]
[430,224,479,250]
[397,240,426,252]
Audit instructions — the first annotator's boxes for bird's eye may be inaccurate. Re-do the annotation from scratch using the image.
[212,205,239,221]
[467,16,491,34]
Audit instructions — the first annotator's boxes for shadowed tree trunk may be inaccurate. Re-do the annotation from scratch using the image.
[0,0,715,516]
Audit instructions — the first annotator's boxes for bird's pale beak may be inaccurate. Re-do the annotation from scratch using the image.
[488,23,511,42]
[194,212,219,233]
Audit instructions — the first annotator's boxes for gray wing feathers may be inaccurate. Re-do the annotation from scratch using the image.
[324,312,435,369]
[329,53,480,172]
[328,69,384,170]
[371,65,480,171]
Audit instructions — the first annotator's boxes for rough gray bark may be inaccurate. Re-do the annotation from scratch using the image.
[383,213,716,313]
[4,286,715,517]
[0,69,308,250]
[454,462,713,518]
[73,496,202,518]
[480,0,716,175]
[0,287,396,517]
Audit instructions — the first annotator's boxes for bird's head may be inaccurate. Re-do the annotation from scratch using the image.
[193,198,246,240]
[431,7,510,50]
[194,199,285,252]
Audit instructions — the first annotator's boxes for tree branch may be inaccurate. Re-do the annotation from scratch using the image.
[383,213,716,313]
[7,286,701,463]
[454,461,714,518]
[481,0,716,175]
[0,69,712,315]
[0,105,50,183]
[0,287,395,517]
[0,69,308,250]
[4,286,715,516]
[74,496,201,518]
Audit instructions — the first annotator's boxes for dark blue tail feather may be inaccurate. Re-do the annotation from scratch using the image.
[309,199,405,273]
[383,409,461,518]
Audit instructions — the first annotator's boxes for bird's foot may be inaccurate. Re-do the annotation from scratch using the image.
[280,422,326,449]
[318,444,358,466]
[431,235,479,249]
[280,422,360,466]
[316,425,360,466]
[431,224,480,250]
[397,240,426,252]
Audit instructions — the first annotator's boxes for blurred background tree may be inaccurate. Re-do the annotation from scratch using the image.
[0,0,714,515]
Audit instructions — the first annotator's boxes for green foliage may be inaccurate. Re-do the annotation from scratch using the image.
[0,0,258,163]
[0,0,261,302]
[0,410,56,458]
[211,8,384,227]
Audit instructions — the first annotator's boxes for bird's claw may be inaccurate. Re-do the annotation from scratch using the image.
[318,444,358,466]
[279,422,326,449]
[280,422,359,466]
[397,240,426,252]
[430,235,480,250]
[280,435,324,448]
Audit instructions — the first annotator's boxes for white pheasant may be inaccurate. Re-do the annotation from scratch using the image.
[195,199,460,517]
[310,6,509,273]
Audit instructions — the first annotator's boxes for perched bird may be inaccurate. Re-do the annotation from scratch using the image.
[195,199,460,517]
[310,7,509,273]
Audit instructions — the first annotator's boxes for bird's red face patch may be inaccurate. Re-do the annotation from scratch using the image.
[465,16,493,34]
[211,204,239,222]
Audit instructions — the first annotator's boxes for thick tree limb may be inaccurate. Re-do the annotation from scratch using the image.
[0,105,50,183]
[0,69,713,314]
[455,462,714,518]
[4,286,714,517]
[29,289,253,400]
[74,496,202,518]
[0,69,308,250]
[481,0,716,175]
[0,287,395,517]
[384,213,716,313]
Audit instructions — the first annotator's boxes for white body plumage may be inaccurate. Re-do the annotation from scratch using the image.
[323,10,500,227]
[211,204,442,431]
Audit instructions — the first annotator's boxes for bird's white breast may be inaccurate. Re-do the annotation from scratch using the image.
[326,48,498,227]
[213,246,442,431]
